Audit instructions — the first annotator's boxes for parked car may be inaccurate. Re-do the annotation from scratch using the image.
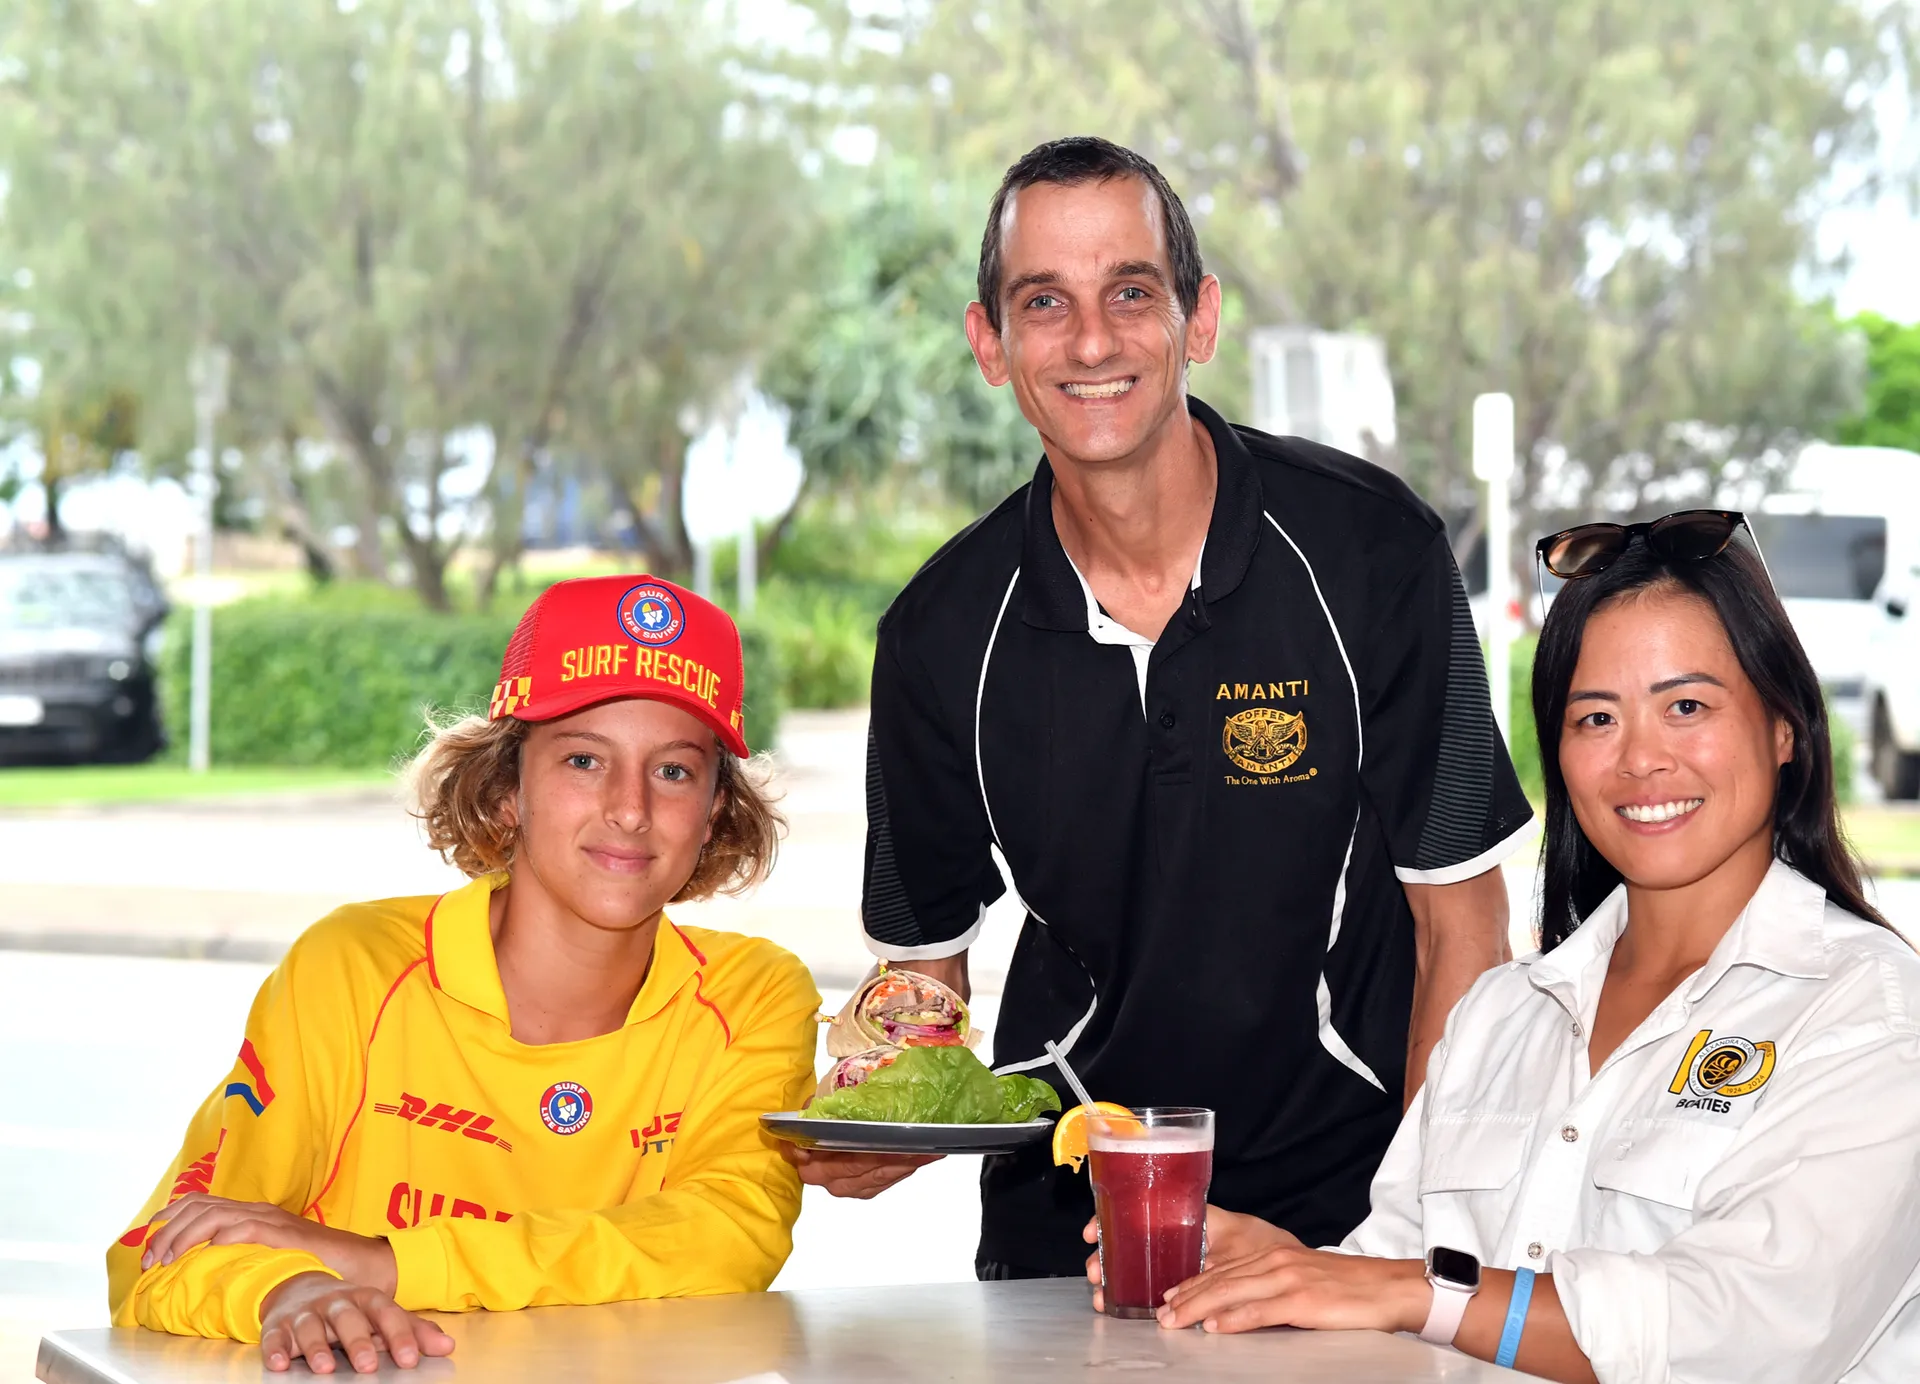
[0,549,169,763]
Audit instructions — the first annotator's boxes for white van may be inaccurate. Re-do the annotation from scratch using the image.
[1752,445,1917,694]
[1752,444,1920,798]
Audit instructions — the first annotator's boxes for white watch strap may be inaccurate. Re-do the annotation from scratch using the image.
[1419,1277,1474,1346]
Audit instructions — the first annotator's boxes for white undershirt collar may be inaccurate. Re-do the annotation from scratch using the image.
[1062,543,1205,712]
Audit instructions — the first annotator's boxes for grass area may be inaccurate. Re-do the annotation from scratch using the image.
[1844,804,1920,876]
[0,763,394,809]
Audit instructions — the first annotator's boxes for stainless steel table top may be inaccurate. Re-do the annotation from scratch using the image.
[38,1279,1540,1382]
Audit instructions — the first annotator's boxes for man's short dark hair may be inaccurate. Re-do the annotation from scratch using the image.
[976,135,1204,333]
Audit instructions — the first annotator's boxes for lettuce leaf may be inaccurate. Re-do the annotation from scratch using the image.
[804,1046,1059,1124]
[997,1072,1063,1123]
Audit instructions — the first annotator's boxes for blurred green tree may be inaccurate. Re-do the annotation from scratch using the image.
[758,167,1033,556]
[1839,313,1920,453]
[830,0,1906,552]
[0,0,816,604]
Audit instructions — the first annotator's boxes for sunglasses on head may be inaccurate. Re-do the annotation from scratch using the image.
[1534,509,1764,580]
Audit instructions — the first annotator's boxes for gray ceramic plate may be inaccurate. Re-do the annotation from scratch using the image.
[760,1112,1054,1156]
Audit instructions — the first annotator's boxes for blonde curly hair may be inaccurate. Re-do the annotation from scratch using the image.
[405,711,783,902]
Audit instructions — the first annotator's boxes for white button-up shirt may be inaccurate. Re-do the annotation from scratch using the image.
[1342,860,1920,1383]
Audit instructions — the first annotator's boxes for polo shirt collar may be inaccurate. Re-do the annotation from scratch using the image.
[1683,858,1831,996]
[1527,858,1832,1013]
[1526,883,1630,1011]
[1064,543,1205,649]
[427,875,513,1021]
[426,872,708,1029]
[1019,394,1263,632]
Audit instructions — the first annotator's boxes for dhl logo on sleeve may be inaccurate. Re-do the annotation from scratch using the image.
[558,643,724,710]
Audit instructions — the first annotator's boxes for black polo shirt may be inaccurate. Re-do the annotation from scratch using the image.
[860,397,1533,1274]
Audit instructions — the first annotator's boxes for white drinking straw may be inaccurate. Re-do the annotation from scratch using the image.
[1045,1039,1099,1111]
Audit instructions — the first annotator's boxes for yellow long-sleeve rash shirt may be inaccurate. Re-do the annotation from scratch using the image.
[108,873,820,1341]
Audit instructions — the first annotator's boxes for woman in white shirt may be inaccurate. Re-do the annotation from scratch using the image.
[1102,512,1920,1383]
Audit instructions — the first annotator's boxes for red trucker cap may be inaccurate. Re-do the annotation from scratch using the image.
[487,575,751,759]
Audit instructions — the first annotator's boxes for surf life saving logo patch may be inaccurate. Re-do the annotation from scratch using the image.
[616,583,686,647]
[539,1081,594,1136]
[1223,706,1308,775]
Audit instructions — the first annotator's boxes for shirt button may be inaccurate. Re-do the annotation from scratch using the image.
[1527,1242,1544,1260]
[1159,711,1177,728]
[1571,1021,1583,1037]
[1561,1125,1580,1143]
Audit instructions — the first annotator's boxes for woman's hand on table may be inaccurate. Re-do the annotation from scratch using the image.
[259,1272,454,1374]
[1157,1245,1428,1334]
[1081,1206,1302,1313]
[141,1194,398,1292]
[777,1143,942,1198]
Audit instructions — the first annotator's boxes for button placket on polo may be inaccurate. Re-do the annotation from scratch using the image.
[1144,643,1202,781]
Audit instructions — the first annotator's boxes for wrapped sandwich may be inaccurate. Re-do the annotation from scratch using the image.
[812,1044,906,1103]
[825,967,976,1058]
[805,1044,1060,1125]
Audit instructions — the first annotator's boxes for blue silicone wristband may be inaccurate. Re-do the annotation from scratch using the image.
[1495,1268,1536,1368]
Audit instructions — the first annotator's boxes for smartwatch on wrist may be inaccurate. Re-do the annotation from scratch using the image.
[1420,1245,1481,1346]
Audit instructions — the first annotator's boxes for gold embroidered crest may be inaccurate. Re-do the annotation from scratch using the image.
[1223,706,1307,774]
[1668,1029,1776,1100]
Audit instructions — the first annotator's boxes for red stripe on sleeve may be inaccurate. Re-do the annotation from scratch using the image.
[237,1039,276,1108]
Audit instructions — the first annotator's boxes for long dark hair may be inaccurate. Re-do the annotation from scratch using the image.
[1532,538,1885,948]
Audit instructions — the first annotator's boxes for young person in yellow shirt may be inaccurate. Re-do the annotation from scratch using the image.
[108,576,820,1375]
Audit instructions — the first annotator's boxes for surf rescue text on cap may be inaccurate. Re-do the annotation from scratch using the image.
[487,575,751,758]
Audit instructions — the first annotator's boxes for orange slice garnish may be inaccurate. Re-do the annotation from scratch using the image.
[1051,1101,1142,1172]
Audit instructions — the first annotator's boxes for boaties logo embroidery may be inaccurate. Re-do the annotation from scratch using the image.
[1223,706,1308,775]
[1667,1029,1776,1113]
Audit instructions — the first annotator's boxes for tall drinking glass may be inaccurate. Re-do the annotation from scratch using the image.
[1089,1106,1214,1319]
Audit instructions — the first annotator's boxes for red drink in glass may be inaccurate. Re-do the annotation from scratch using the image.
[1090,1107,1214,1319]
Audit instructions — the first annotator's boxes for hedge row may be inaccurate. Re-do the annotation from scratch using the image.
[159,602,786,768]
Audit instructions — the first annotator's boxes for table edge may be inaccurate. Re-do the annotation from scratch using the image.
[36,1331,140,1384]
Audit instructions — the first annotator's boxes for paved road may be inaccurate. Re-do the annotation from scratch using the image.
[0,712,1026,991]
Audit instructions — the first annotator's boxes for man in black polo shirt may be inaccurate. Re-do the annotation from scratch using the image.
[789,136,1533,1278]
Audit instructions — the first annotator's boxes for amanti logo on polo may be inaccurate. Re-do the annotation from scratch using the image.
[1216,680,1310,700]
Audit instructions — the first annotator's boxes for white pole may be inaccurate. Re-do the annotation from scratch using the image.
[736,514,756,618]
[692,542,713,600]
[1472,393,1516,746]
[187,345,229,774]
[1485,470,1512,743]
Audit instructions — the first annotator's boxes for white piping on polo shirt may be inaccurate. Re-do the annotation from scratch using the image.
[1262,510,1387,1094]
[985,547,1203,1074]
[973,568,1102,1077]
[1394,817,1536,887]
[862,905,987,962]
